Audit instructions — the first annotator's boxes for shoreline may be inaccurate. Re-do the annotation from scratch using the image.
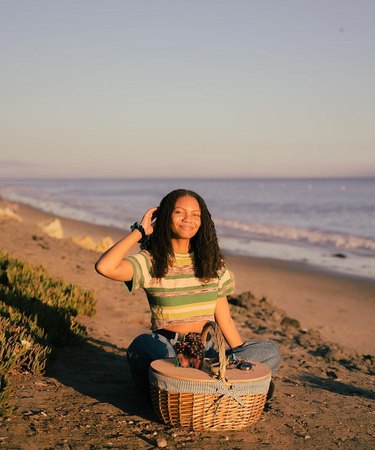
[6,198,375,282]
[1,199,374,355]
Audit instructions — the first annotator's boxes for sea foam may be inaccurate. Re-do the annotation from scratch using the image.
[215,219,375,253]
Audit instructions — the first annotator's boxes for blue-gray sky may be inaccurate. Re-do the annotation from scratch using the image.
[1,0,374,178]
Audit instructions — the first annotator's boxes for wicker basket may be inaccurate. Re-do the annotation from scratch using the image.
[149,322,271,431]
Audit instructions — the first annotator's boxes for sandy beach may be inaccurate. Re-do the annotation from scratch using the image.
[0,199,374,449]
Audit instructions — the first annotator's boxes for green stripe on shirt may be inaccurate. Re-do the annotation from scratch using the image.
[124,250,234,330]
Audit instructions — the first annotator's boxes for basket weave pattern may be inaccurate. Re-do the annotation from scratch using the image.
[150,387,267,430]
[149,322,271,431]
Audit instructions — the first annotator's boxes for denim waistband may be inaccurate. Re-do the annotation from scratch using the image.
[155,328,186,341]
[155,328,213,346]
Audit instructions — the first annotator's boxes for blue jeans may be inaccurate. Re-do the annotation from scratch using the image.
[127,333,281,393]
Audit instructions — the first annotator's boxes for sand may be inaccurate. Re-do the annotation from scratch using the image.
[225,254,375,355]
[0,199,374,449]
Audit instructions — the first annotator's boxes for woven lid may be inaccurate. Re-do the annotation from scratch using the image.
[150,358,271,383]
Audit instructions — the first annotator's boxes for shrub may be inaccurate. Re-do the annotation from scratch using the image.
[0,251,96,416]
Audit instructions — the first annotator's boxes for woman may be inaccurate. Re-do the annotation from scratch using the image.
[95,189,280,394]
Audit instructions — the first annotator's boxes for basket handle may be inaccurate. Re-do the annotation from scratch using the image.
[201,321,227,381]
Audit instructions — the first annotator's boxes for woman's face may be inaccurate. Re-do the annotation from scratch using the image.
[170,195,201,240]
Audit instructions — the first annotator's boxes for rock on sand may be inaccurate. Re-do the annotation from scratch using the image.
[0,205,23,222]
[71,235,114,253]
[38,218,64,239]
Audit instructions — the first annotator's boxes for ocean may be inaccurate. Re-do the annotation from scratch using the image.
[1,178,374,279]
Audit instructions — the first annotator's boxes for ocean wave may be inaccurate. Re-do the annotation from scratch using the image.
[215,219,375,252]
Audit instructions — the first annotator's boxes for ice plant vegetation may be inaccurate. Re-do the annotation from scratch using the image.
[0,251,96,416]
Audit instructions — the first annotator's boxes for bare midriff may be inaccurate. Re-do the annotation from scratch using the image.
[161,320,208,334]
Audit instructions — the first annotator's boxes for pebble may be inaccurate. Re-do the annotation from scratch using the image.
[326,370,338,379]
[156,437,168,448]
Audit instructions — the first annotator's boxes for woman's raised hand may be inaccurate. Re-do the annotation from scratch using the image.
[140,207,158,236]
[95,206,158,281]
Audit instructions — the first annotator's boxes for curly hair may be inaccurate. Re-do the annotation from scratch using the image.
[143,189,224,280]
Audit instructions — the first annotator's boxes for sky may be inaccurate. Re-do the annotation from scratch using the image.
[0,0,374,179]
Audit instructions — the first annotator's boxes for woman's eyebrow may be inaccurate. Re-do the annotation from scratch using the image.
[173,207,201,212]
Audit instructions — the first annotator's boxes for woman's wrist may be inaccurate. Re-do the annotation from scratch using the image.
[130,228,143,239]
[130,222,147,242]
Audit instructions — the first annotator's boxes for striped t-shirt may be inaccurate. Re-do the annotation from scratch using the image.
[125,250,234,331]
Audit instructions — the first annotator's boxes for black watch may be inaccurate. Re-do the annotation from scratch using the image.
[130,221,147,243]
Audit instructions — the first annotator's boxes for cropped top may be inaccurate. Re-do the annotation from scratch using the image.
[125,251,234,331]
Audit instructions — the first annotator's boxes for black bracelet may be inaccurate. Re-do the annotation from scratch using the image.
[130,222,147,243]
[231,342,247,352]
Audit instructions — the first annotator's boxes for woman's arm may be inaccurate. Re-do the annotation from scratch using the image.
[214,296,244,348]
[94,231,140,281]
[94,207,157,282]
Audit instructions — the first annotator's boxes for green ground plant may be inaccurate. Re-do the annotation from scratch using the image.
[0,251,96,416]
